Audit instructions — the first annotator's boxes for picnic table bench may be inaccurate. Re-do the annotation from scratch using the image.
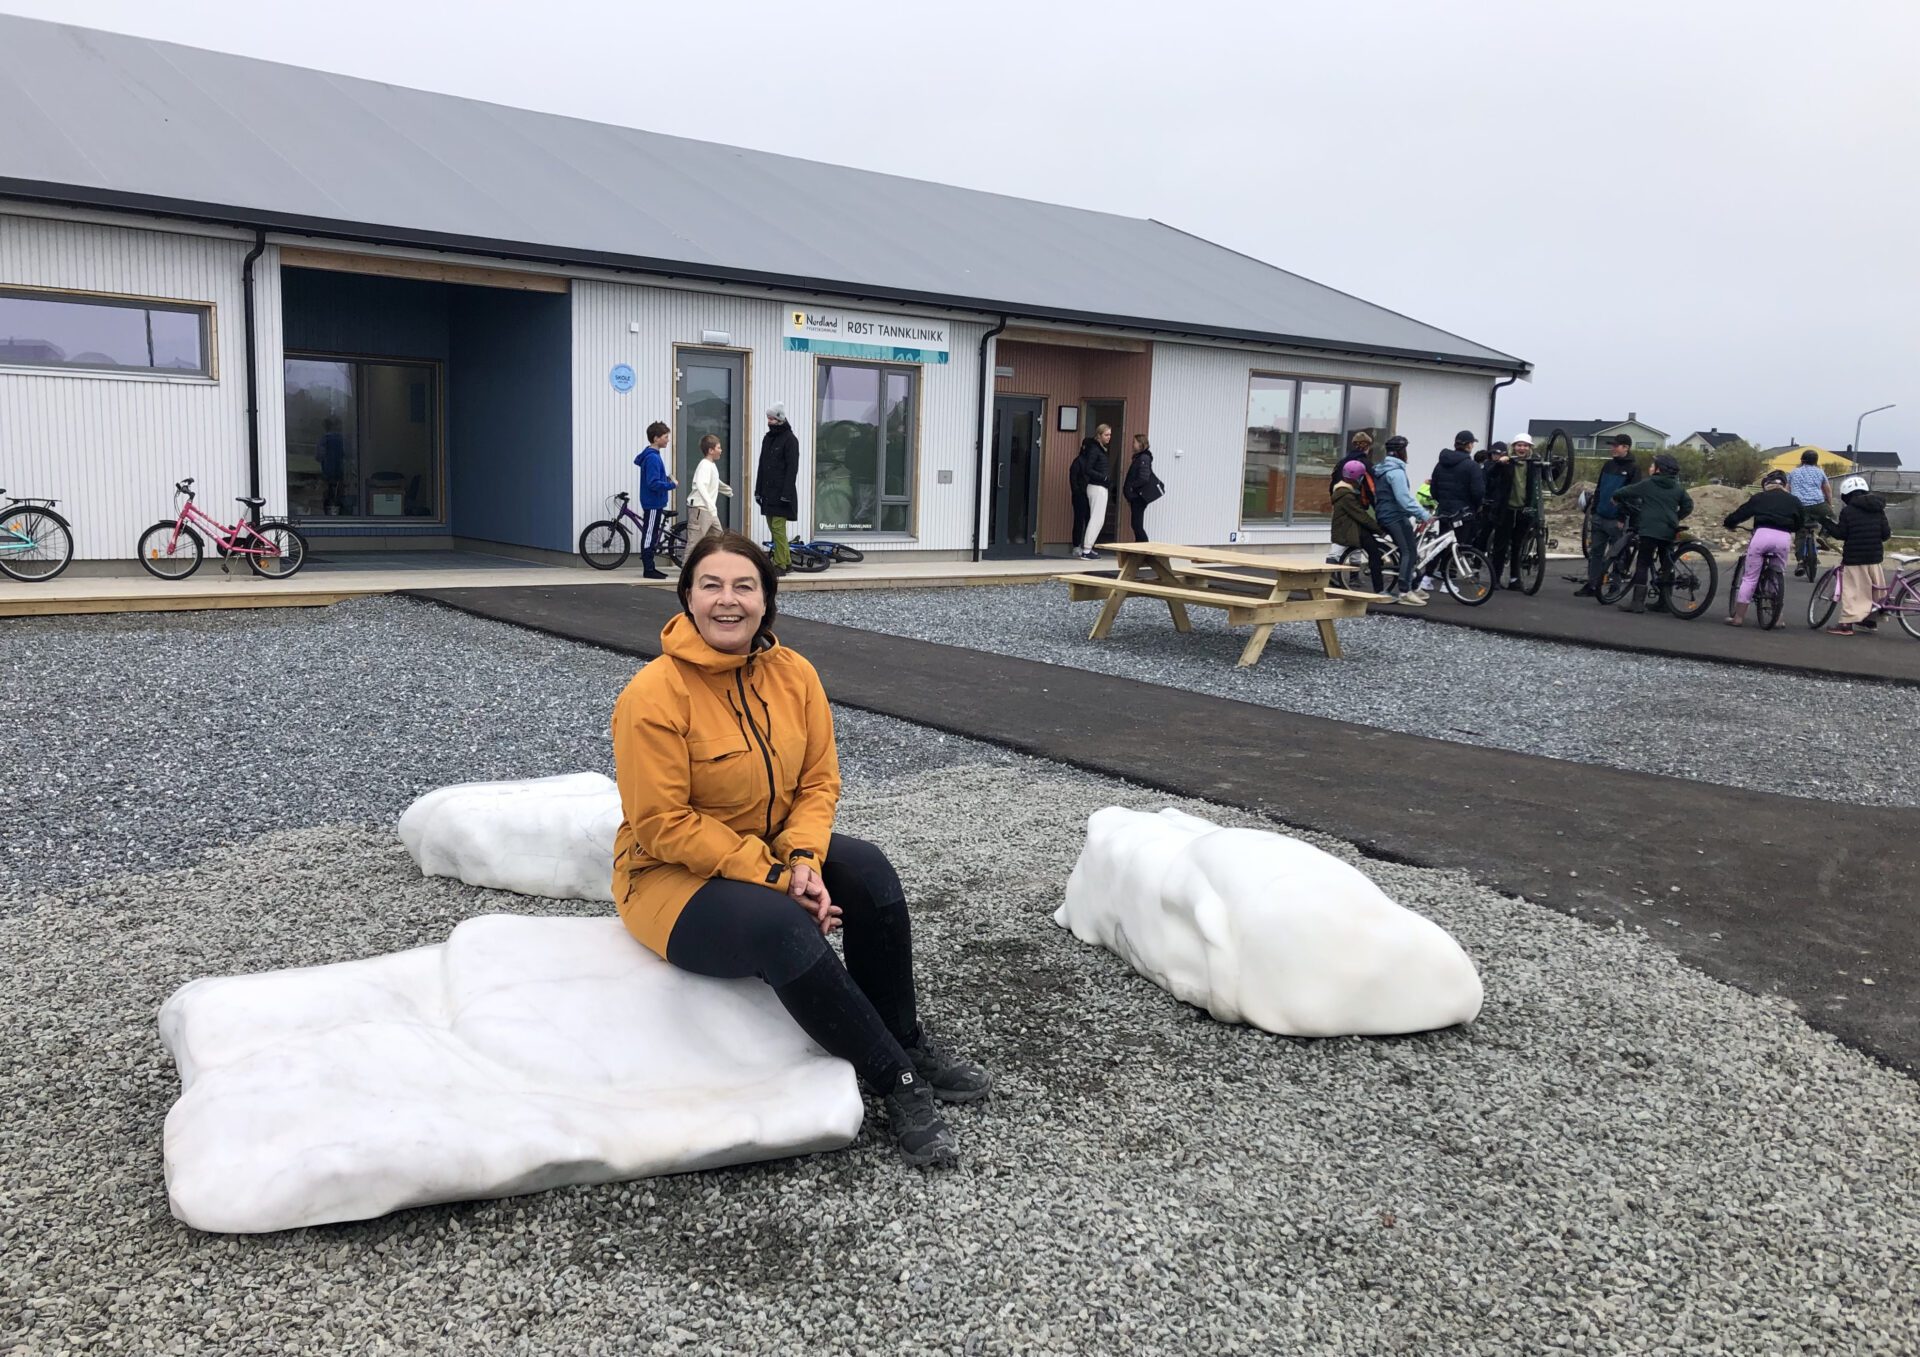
[1058,542,1384,666]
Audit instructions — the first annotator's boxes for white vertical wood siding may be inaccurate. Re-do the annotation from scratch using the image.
[572,279,984,552]
[0,211,285,560]
[1146,341,1495,545]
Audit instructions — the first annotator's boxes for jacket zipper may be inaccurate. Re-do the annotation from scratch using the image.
[735,669,777,842]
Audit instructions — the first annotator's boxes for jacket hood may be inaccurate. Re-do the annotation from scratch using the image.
[660,611,774,673]
[1435,447,1470,469]
[1648,472,1678,487]
[1844,491,1885,510]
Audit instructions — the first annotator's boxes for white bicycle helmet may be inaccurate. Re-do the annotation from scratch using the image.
[1839,474,1869,497]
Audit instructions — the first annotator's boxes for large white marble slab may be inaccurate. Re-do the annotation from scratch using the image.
[159,915,862,1234]
[398,773,621,902]
[1056,807,1483,1037]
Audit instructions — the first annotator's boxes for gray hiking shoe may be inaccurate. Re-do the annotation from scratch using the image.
[880,1071,957,1167]
[905,1027,993,1104]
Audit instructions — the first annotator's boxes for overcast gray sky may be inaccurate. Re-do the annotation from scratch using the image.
[8,0,1915,453]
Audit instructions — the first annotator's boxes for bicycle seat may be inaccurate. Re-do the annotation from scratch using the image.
[1892,553,1919,565]
[236,495,266,508]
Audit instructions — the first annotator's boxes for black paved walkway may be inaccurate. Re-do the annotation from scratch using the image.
[409,583,1920,1074]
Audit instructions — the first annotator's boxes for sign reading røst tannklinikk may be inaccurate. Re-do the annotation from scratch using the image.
[783,308,951,364]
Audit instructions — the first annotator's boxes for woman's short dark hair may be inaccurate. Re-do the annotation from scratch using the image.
[1800,448,1819,465]
[676,532,779,646]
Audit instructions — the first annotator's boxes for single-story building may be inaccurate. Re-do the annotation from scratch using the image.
[1527,415,1667,452]
[1672,428,1747,455]
[1,16,1529,565]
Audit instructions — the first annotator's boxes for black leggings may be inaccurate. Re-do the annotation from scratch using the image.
[664,834,919,1089]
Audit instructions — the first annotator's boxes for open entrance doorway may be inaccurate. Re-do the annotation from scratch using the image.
[675,348,745,531]
[1083,398,1126,544]
[987,395,1044,557]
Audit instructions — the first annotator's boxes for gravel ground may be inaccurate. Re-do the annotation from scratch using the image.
[780,585,1920,808]
[4,761,1919,1355]
[2,602,1918,1353]
[0,599,1012,901]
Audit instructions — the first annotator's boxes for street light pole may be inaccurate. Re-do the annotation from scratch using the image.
[1853,403,1895,457]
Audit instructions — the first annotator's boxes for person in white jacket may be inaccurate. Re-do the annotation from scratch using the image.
[686,434,733,545]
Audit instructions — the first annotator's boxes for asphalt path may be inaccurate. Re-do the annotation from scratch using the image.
[408,583,1920,1074]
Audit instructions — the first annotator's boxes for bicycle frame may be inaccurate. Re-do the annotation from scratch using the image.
[164,498,281,558]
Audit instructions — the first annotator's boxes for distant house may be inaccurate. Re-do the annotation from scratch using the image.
[1527,413,1669,451]
[1843,449,1903,471]
[1762,445,1853,477]
[1673,429,1746,455]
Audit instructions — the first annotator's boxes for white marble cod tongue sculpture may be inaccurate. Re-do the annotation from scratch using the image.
[159,913,863,1234]
[398,772,622,902]
[1056,807,1483,1037]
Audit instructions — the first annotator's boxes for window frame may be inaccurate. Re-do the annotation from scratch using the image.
[283,349,447,527]
[1239,370,1399,527]
[811,356,921,537]
[0,283,216,379]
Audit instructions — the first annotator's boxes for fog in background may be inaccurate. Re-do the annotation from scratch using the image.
[7,0,1915,454]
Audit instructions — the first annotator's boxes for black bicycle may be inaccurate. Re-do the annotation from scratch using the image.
[0,487,75,583]
[1597,512,1718,619]
[1509,430,1577,595]
[1726,532,1785,630]
[578,494,691,570]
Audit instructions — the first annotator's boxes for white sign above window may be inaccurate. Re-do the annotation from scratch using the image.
[784,307,950,365]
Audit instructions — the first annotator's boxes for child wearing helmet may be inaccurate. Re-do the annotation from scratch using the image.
[1608,451,1693,614]
[1329,459,1385,594]
[1721,470,1806,626]
[1819,474,1891,635]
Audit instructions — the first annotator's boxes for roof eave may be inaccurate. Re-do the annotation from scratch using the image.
[0,179,1532,378]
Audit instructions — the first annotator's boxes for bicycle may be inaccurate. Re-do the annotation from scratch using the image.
[1792,517,1824,581]
[800,537,865,564]
[1497,434,1575,595]
[768,538,834,573]
[1806,553,1920,637]
[1335,515,1495,606]
[1725,530,1787,630]
[0,488,75,583]
[137,479,307,580]
[578,494,690,571]
[1595,511,1717,619]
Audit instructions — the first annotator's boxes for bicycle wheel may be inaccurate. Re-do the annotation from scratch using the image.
[1444,543,1495,606]
[248,522,308,579]
[1518,525,1547,595]
[828,543,866,564]
[1807,566,1840,629]
[786,545,832,573]
[0,506,75,582]
[1539,428,1577,497]
[1599,544,1635,604]
[138,522,203,580]
[660,520,690,568]
[1755,563,1784,630]
[1891,569,1920,641]
[577,520,631,570]
[1662,543,1717,620]
[1580,511,1593,558]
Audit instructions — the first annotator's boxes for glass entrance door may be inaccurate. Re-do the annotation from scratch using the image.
[987,395,1043,558]
[285,355,441,523]
[675,349,745,530]
[1084,398,1125,542]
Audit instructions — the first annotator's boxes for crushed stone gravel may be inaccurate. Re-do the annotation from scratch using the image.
[3,761,1918,1356]
[780,584,1920,808]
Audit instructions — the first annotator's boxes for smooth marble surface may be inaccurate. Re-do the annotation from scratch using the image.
[399,773,621,902]
[159,915,862,1234]
[1055,807,1483,1037]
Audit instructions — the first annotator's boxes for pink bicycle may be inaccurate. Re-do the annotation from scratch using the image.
[137,478,309,581]
[1806,552,1920,637]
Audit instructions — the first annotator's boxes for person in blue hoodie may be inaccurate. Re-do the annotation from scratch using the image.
[1372,435,1433,605]
[1577,433,1641,599]
[634,420,678,579]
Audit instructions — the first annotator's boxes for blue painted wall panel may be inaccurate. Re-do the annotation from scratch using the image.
[448,289,572,551]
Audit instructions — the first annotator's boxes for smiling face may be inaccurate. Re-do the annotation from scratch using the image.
[686,549,767,654]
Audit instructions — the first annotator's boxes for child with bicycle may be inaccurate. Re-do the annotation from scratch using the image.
[1819,474,1892,636]
[1371,435,1432,605]
[1722,470,1805,627]
[633,421,678,579]
[1609,451,1692,614]
[1330,459,1385,594]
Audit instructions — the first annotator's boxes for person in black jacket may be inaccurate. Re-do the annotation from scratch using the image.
[1121,434,1165,542]
[1429,430,1485,532]
[1481,435,1540,588]
[755,403,801,573]
[1069,425,1112,559]
[1819,475,1893,635]
[1723,470,1806,626]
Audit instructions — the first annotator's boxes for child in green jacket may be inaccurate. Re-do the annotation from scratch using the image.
[1330,460,1385,594]
[1610,452,1693,614]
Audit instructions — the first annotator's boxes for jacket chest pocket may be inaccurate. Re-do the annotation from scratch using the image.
[686,733,758,814]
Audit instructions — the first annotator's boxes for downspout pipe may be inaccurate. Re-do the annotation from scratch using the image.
[1486,374,1518,450]
[241,228,267,525]
[970,314,1010,562]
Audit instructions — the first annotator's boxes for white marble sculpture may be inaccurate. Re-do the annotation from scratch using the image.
[398,772,622,902]
[1056,807,1483,1037]
[159,914,862,1234]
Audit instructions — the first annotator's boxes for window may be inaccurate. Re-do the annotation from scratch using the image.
[1241,375,1394,523]
[0,287,211,376]
[284,356,441,521]
[814,360,916,533]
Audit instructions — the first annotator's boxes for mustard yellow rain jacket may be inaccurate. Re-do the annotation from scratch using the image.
[611,613,841,957]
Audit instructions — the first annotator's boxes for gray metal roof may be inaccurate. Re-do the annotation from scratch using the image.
[0,16,1527,373]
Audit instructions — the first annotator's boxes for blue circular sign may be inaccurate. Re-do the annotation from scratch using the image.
[609,363,635,392]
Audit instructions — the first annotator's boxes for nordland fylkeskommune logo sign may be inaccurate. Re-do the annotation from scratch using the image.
[784,308,951,364]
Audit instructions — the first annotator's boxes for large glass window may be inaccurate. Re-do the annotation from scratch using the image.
[284,355,440,521]
[1241,375,1394,523]
[815,360,917,534]
[0,287,211,376]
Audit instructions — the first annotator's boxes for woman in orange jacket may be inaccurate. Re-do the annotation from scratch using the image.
[611,532,989,1167]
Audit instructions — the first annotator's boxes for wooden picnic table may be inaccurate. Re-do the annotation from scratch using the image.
[1057,542,1382,666]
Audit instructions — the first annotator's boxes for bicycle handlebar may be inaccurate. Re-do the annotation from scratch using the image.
[175,478,197,497]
